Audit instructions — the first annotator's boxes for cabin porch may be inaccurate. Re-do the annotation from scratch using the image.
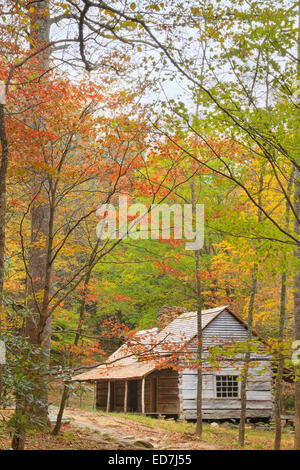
[95,369,180,415]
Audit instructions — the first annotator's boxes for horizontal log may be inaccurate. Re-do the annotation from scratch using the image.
[159,395,179,404]
[158,404,179,413]
[182,409,273,420]
[159,379,178,387]
[180,375,214,390]
[246,391,272,400]
[182,398,273,410]
[182,389,217,399]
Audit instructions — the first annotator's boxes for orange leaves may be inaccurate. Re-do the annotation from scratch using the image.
[154,260,183,279]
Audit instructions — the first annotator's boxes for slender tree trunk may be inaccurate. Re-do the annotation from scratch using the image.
[52,382,70,436]
[294,166,300,449]
[0,102,8,405]
[195,247,203,437]
[294,3,300,449]
[239,167,264,447]
[294,2,300,450]
[238,265,257,447]
[274,272,286,450]
[189,177,203,437]
[274,171,292,449]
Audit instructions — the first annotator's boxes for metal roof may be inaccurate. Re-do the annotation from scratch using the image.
[72,306,228,382]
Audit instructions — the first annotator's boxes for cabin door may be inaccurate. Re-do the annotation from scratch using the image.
[128,380,138,412]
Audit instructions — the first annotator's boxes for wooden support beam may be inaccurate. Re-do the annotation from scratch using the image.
[93,381,96,410]
[141,376,145,414]
[124,380,128,413]
[106,381,111,413]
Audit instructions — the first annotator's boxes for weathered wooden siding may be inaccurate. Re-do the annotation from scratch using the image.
[141,370,179,413]
[96,381,108,410]
[151,369,179,414]
[203,309,248,347]
[114,381,125,411]
[179,310,274,420]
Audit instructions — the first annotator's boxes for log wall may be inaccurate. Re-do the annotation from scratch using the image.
[96,381,108,410]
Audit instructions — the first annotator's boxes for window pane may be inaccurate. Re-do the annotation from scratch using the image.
[216,375,238,398]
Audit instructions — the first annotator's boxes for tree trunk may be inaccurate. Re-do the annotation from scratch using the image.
[195,247,203,437]
[238,265,257,447]
[0,102,8,405]
[274,272,286,450]
[274,170,292,449]
[294,166,300,449]
[52,382,69,436]
[294,4,300,449]
[189,176,203,437]
[23,1,52,424]
[239,167,264,447]
[11,432,26,450]
[11,399,27,450]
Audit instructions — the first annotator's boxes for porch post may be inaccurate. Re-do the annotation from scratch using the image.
[93,381,96,410]
[141,376,145,414]
[124,380,128,413]
[106,380,111,412]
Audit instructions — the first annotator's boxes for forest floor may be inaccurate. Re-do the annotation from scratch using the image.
[60,407,220,450]
[0,406,295,450]
[0,407,218,450]
[61,407,295,451]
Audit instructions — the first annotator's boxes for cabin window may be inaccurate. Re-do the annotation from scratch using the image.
[216,375,239,398]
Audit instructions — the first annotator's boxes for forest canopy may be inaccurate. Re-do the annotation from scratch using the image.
[0,0,299,451]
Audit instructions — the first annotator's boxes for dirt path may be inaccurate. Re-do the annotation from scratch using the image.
[60,407,220,450]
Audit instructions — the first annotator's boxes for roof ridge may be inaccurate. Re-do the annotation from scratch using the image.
[178,305,229,317]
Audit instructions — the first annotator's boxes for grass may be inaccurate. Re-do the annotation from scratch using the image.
[0,424,110,450]
[97,410,295,450]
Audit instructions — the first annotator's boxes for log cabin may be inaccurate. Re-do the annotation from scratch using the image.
[73,305,274,420]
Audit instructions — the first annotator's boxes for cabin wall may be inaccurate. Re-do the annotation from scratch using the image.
[96,380,126,411]
[96,381,108,410]
[147,369,179,414]
[114,381,125,411]
[179,310,274,420]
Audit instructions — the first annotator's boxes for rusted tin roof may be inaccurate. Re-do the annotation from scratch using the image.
[72,306,228,382]
[73,361,158,381]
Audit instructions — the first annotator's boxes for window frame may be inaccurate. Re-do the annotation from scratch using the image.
[214,374,240,399]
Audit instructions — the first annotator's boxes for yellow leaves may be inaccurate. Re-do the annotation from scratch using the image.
[122,20,137,29]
